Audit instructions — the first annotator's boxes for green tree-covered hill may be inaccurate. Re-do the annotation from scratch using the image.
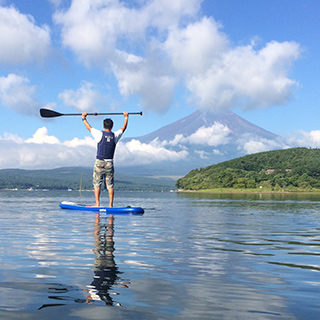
[176,148,320,191]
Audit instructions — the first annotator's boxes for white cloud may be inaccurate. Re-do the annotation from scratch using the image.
[112,50,176,113]
[53,1,301,113]
[0,6,51,65]
[188,123,231,146]
[58,3,300,113]
[48,0,62,7]
[194,150,209,159]
[238,137,287,154]
[116,139,189,165]
[0,74,39,115]
[0,0,301,117]
[163,134,185,146]
[54,0,201,64]
[164,17,228,75]
[213,149,224,156]
[1,123,319,170]
[54,0,187,113]
[0,130,96,168]
[0,127,189,169]
[64,136,96,148]
[164,18,301,111]
[157,123,232,148]
[26,127,60,144]
[0,132,24,143]
[288,130,320,148]
[143,0,202,30]
[58,81,103,111]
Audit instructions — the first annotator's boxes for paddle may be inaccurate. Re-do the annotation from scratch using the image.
[40,108,143,118]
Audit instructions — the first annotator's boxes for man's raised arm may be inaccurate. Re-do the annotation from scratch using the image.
[121,112,129,132]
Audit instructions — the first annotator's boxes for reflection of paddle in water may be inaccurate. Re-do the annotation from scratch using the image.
[85,214,129,306]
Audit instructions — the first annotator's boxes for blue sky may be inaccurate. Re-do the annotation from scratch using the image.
[0,0,320,169]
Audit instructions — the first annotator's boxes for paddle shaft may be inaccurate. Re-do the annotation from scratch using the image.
[40,108,142,118]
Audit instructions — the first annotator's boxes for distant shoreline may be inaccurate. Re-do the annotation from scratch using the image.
[176,188,320,194]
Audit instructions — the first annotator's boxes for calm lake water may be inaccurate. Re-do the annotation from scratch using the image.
[1,190,320,319]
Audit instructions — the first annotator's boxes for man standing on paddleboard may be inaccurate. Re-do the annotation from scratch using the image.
[82,111,129,207]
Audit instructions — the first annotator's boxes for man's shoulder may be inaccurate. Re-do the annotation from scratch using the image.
[113,129,123,143]
[91,127,101,133]
[91,127,103,141]
[114,129,123,137]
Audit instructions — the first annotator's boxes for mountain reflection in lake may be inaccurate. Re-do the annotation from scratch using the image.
[0,190,320,319]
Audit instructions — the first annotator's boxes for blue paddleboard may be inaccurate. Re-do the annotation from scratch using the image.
[59,201,144,214]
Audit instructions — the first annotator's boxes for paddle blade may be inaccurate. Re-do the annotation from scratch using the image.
[40,108,63,118]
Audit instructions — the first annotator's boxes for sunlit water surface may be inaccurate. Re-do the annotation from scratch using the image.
[1,190,320,319]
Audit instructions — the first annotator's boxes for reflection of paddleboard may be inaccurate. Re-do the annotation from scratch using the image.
[59,201,144,214]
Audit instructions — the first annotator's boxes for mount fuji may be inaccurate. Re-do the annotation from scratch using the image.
[119,110,287,177]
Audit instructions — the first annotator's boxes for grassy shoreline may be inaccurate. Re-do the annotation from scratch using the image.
[176,188,320,194]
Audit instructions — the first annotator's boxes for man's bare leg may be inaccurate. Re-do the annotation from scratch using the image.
[94,187,101,207]
[108,189,114,207]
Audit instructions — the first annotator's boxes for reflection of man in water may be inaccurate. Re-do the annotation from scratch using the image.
[85,214,129,306]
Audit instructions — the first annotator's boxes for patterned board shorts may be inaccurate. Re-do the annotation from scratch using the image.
[93,159,114,189]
